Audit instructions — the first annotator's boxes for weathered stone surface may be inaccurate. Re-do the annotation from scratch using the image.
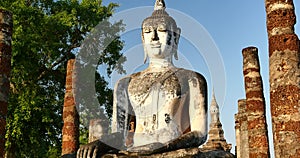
[269,34,299,56]
[265,1,300,157]
[62,59,79,156]
[234,99,249,158]
[0,9,12,157]
[269,50,299,89]
[242,47,270,157]
[266,9,296,32]
[102,148,235,158]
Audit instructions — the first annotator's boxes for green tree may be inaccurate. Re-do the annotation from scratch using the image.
[0,0,124,157]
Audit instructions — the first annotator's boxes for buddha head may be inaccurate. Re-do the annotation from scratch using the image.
[142,0,181,63]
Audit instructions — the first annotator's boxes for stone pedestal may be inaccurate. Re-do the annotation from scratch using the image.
[102,148,235,158]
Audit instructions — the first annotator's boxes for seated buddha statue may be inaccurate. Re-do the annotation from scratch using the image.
[77,0,208,157]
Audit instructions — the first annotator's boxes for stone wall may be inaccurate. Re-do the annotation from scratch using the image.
[62,59,79,156]
[242,47,270,157]
[0,9,12,157]
[265,1,300,157]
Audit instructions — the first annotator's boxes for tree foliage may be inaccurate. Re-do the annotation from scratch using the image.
[0,0,124,157]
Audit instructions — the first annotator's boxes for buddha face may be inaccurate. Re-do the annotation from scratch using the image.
[142,18,180,61]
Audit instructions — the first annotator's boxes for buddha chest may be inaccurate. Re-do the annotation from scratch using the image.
[127,70,189,146]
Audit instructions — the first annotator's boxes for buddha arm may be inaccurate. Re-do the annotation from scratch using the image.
[112,77,131,136]
[162,72,208,150]
[76,77,131,158]
[188,72,208,142]
[127,131,203,155]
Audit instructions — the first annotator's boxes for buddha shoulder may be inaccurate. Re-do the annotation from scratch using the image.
[175,69,207,86]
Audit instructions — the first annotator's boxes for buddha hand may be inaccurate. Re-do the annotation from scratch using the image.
[127,142,166,155]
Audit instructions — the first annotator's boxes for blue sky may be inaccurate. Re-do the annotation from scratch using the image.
[102,0,300,156]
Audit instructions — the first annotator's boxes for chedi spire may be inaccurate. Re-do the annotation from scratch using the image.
[210,90,220,123]
[201,92,232,152]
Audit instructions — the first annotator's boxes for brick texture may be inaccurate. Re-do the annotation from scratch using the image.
[62,59,79,156]
[242,47,270,157]
[265,1,300,157]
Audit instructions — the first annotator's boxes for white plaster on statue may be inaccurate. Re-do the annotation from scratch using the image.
[112,80,130,137]
[188,77,207,135]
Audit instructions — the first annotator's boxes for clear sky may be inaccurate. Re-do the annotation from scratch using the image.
[102,0,300,157]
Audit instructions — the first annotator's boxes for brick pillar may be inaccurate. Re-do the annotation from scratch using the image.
[235,99,249,158]
[0,9,12,157]
[242,47,270,157]
[62,59,79,156]
[234,114,240,158]
[265,1,300,157]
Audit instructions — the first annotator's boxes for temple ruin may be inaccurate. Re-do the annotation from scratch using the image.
[1,0,299,157]
[235,1,300,157]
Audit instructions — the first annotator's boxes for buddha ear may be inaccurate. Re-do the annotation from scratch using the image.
[175,27,181,44]
[174,51,179,60]
[144,51,148,64]
[141,32,148,64]
[173,27,181,60]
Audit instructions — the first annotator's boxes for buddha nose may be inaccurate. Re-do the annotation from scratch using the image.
[151,30,159,41]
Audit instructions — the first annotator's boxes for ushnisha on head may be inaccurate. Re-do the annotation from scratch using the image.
[142,0,181,63]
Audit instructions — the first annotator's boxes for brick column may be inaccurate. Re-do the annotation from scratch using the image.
[0,9,12,157]
[62,59,79,156]
[242,47,270,157]
[265,1,300,157]
[234,114,240,158]
[235,99,249,158]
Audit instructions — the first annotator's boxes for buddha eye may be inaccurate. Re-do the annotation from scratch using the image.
[158,27,167,32]
[143,27,151,33]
